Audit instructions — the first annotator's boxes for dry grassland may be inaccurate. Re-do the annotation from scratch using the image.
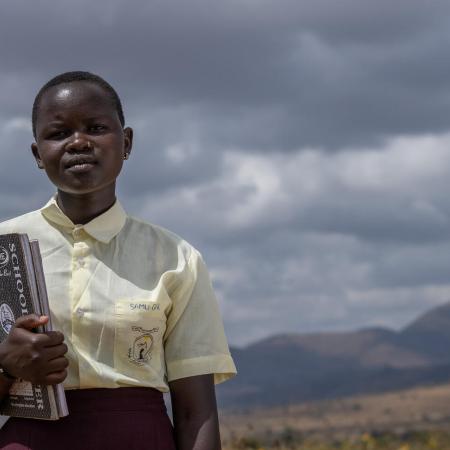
[220,382,450,449]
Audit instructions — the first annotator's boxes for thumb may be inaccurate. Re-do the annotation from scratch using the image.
[14,314,49,331]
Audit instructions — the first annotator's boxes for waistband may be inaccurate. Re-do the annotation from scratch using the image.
[64,387,166,413]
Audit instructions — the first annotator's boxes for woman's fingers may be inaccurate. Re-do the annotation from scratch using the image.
[45,356,69,375]
[44,369,67,385]
[14,314,48,331]
[45,343,68,361]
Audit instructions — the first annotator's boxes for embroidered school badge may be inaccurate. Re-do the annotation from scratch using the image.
[127,326,159,365]
[0,303,14,334]
[0,247,9,269]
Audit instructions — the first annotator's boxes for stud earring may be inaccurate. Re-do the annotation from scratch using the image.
[123,153,129,160]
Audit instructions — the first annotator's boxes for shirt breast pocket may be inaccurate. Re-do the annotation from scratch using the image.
[114,298,167,381]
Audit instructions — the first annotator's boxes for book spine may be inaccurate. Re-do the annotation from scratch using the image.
[29,240,69,418]
[19,236,43,320]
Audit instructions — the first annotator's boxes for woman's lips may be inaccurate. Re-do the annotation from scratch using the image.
[65,158,97,173]
[66,162,96,173]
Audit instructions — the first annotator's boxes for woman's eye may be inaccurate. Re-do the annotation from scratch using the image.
[48,130,69,140]
[89,124,106,133]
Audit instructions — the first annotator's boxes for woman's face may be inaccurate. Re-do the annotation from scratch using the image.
[31,81,133,197]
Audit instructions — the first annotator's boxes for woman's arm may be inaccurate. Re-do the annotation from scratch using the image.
[169,374,221,450]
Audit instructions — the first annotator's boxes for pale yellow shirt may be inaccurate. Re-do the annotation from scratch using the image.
[0,197,236,391]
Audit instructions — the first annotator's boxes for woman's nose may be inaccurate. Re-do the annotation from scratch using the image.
[66,132,92,152]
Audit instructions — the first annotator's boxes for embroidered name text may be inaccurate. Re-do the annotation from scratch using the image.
[130,303,160,311]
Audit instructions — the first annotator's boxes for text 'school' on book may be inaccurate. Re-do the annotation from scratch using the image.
[0,234,68,420]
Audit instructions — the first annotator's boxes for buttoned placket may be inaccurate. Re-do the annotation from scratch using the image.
[70,226,93,386]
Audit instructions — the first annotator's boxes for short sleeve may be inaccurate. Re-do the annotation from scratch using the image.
[163,249,237,384]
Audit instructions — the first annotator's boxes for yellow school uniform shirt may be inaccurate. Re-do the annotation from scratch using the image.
[0,196,236,391]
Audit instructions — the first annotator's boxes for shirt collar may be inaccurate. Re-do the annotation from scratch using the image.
[40,194,127,244]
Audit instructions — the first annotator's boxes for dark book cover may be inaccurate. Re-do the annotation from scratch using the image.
[0,233,62,420]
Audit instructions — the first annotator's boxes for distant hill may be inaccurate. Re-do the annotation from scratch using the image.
[217,301,450,409]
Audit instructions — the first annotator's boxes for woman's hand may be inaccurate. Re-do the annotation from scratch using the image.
[169,374,221,450]
[0,314,68,385]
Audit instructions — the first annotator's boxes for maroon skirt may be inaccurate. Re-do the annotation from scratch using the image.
[0,387,176,450]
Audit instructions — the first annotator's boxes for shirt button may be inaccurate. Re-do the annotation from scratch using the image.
[76,308,85,317]
[73,228,84,240]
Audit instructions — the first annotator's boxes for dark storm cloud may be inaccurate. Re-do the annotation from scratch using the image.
[1,0,450,150]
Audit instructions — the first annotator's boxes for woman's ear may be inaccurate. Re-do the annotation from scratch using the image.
[123,127,133,160]
[31,143,44,169]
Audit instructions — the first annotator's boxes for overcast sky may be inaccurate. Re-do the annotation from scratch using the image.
[1,0,450,346]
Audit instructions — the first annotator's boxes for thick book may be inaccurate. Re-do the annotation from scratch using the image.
[0,233,68,420]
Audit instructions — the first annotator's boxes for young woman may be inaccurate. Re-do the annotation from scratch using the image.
[0,71,236,450]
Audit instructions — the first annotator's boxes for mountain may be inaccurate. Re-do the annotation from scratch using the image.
[399,301,450,360]
[217,301,450,409]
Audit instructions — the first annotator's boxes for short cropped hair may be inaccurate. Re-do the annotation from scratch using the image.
[32,71,125,137]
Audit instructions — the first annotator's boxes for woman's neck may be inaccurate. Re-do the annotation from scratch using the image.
[56,187,116,225]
